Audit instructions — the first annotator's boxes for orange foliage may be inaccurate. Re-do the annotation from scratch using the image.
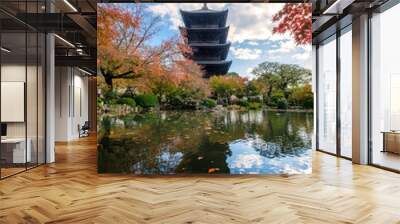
[97,4,194,87]
[171,60,210,97]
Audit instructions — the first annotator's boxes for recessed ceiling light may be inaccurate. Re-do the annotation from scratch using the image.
[1,47,11,53]
[54,34,75,48]
[63,0,78,12]
[78,68,92,76]
[323,0,355,15]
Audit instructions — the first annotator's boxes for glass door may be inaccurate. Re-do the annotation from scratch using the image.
[0,1,47,179]
[317,35,337,154]
[1,30,28,178]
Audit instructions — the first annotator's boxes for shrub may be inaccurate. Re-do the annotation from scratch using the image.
[303,95,313,109]
[104,89,118,99]
[102,89,120,105]
[97,97,104,105]
[107,99,118,105]
[248,102,262,110]
[270,91,288,109]
[165,88,199,109]
[134,94,158,108]
[248,96,262,103]
[202,99,217,108]
[237,99,249,107]
[276,97,288,109]
[227,104,242,110]
[117,97,136,107]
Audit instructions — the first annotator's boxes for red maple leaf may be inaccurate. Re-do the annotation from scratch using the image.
[272,3,312,45]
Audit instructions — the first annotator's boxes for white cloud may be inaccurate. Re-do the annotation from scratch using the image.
[231,47,262,60]
[293,52,310,61]
[147,3,227,30]
[267,54,281,61]
[247,41,259,46]
[226,4,284,43]
[146,3,285,43]
[144,3,313,73]
[241,67,256,80]
[268,39,296,54]
[300,44,312,52]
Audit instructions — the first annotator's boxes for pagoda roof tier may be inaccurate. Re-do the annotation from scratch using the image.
[190,42,231,61]
[179,26,229,44]
[197,60,232,78]
[180,9,228,29]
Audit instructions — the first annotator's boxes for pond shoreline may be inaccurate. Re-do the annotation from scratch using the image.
[265,108,313,113]
[99,107,314,118]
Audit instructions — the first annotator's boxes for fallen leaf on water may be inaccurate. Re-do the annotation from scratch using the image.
[208,168,220,173]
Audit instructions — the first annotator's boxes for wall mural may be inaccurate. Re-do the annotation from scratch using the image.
[97,3,313,175]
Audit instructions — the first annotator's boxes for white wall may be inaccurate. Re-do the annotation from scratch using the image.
[1,64,26,139]
[55,66,70,141]
[55,67,89,141]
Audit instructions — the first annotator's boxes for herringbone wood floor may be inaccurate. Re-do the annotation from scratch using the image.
[1,136,400,224]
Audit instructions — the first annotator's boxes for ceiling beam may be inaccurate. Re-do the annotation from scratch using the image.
[323,0,356,14]
[67,13,96,38]
[55,55,96,71]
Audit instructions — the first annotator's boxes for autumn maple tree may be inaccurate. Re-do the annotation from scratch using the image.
[97,4,191,88]
[272,3,312,45]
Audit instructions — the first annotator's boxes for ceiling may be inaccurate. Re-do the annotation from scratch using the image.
[0,0,97,73]
[1,0,396,72]
[311,0,391,44]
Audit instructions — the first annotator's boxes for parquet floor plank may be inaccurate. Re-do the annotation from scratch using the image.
[0,136,400,223]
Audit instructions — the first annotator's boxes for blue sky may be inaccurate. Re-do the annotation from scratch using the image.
[141,3,311,79]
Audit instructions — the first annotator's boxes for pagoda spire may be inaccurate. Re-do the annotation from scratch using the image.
[180,4,232,77]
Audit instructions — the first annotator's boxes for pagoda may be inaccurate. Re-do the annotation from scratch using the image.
[180,3,232,78]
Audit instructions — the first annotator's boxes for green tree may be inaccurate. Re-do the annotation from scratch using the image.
[251,62,281,104]
[226,72,240,77]
[209,76,245,103]
[245,80,261,97]
[289,84,313,108]
[276,64,311,98]
[252,62,311,105]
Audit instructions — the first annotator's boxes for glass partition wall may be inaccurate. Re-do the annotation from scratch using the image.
[316,26,352,159]
[0,2,46,179]
[339,27,352,159]
[370,3,400,171]
[317,35,337,155]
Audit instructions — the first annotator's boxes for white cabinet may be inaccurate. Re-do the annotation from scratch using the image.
[1,138,32,163]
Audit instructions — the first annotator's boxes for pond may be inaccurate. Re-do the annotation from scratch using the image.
[98,110,313,175]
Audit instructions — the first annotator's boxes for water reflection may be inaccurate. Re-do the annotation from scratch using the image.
[98,110,313,175]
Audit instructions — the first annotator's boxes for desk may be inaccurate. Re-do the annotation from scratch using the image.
[1,138,31,163]
[382,131,400,154]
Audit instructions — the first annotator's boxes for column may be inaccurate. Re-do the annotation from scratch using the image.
[352,14,369,164]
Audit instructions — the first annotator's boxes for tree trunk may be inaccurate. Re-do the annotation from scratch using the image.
[266,87,273,105]
[103,73,113,89]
